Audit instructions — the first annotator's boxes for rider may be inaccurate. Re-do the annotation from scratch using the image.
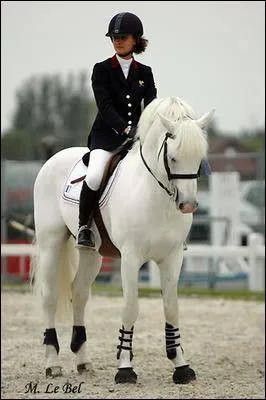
[76,12,158,248]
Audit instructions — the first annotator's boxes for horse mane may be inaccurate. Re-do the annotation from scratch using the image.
[176,120,208,159]
[133,97,208,158]
[136,97,196,143]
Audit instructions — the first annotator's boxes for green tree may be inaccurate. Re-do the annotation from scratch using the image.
[3,70,96,160]
[1,129,41,160]
[12,78,39,133]
[240,128,265,152]
[207,119,220,137]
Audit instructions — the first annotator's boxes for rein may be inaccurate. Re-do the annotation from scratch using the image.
[140,141,175,198]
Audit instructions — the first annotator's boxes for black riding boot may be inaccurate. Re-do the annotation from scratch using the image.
[76,181,98,249]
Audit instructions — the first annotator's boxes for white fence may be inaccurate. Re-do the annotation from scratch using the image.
[149,233,265,291]
[1,233,265,292]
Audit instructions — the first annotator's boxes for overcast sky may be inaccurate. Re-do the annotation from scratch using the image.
[1,1,265,135]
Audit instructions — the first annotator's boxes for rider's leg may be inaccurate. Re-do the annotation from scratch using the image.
[76,149,114,248]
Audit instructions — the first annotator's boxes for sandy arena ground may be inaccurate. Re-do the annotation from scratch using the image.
[1,290,265,399]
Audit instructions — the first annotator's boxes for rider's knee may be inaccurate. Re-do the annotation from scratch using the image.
[84,174,102,191]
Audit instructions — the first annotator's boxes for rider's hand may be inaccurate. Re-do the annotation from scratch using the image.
[123,126,137,138]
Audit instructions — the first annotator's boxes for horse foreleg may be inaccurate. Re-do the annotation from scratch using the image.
[115,253,140,384]
[71,250,102,374]
[158,248,196,384]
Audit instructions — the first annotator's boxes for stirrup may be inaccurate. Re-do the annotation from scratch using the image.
[76,225,96,249]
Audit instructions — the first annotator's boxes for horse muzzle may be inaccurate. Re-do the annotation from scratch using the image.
[179,201,199,214]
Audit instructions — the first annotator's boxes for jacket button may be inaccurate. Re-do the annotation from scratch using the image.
[128,121,132,125]
[128,103,132,107]
[126,95,130,99]
[128,112,132,116]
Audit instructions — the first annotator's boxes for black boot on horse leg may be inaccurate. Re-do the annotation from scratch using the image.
[115,326,137,384]
[165,323,196,384]
[70,325,90,373]
[76,181,98,249]
[43,328,62,377]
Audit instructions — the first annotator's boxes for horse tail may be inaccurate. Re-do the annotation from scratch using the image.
[30,236,78,323]
[29,236,43,318]
[55,237,78,322]
[29,236,37,289]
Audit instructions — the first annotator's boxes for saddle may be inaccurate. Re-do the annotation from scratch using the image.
[80,140,133,258]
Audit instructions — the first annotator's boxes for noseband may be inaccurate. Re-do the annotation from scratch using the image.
[139,132,202,200]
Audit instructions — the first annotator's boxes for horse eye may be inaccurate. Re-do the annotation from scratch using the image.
[170,157,176,163]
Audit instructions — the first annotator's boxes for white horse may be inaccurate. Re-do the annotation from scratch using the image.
[31,97,214,384]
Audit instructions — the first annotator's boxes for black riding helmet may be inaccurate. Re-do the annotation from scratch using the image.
[105,12,143,38]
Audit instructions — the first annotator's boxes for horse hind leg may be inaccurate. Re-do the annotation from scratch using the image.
[34,227,70,378]
[70,249,102,374]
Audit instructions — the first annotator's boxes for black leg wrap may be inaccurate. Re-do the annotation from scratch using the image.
[165,322,180,360]
[43,328,59,354]
[70,325,87,353]
[116,325,134,361]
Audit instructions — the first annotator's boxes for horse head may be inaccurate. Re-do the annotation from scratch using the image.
[151,97,215,214]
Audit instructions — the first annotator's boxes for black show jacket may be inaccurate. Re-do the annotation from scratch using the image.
[88,55,157,151]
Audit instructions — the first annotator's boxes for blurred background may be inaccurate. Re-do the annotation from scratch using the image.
[1,1,265,291]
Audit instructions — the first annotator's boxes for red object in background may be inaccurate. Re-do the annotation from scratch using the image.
[101,257,112,272]
[3,239,31,281]
[2,240,112,282]
[7,188,33,204]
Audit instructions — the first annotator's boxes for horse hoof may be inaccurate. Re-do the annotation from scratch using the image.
[115,368,137,384]
[46,366,63,378]
[173,365,196,384]
[77,363,93,374]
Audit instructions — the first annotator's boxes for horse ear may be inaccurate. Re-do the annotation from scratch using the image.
[157,112,176,136]
[195,109,216,130]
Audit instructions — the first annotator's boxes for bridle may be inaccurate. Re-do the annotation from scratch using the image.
[139,132,202,200]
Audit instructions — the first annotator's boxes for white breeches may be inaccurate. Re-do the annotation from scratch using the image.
[84,149,114,191]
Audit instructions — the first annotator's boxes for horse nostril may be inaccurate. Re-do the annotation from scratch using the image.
[179,201,198,211]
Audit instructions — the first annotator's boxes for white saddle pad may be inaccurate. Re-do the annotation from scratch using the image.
[62,157,123,209]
